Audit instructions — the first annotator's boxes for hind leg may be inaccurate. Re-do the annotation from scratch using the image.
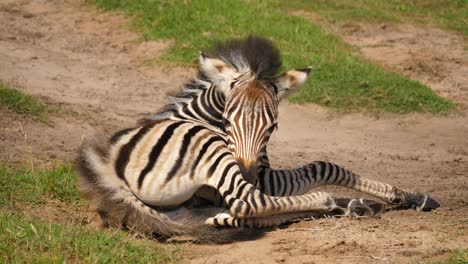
[257,161,439,211]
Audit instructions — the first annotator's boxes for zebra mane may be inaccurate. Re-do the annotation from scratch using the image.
[208,36,282,80]
[141,79,215,123]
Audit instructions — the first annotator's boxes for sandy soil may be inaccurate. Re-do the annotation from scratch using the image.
[0,0,466,263]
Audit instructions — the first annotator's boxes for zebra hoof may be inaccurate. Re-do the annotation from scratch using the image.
[359,199,386,215]
[350,204,374,217]
[330,207,346,216]
[416,195,440,212]
[405,193,440,211]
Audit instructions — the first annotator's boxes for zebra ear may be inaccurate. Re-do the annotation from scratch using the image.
[275,67,312,99]
[199,52,236,87]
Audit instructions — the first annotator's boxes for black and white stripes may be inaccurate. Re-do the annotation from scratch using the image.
[76,36,439,240]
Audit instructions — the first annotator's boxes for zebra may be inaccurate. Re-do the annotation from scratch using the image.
[77,36,439,240]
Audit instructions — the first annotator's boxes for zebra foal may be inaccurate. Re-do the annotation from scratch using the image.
[77,36,439,240]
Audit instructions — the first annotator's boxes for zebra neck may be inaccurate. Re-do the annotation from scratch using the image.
[144,79,226,132]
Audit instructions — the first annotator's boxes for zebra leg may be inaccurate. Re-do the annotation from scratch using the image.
[207,168,368,219]
[161,207,318,228]
[204,199,384,228]
[257,161,439,211]
[205,209,324,228]
[335,198,386,217]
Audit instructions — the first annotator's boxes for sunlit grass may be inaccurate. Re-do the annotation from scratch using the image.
[0,165,79,207]
[274,0,468,35]
[0,212,181,263]
[90,0,454,114]
[0,83,46,118]
[0,165,182,262]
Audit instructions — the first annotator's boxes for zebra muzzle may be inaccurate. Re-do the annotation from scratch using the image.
[237,159,258,184]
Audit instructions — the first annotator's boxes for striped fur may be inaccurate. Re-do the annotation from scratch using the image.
[77,37,439,240]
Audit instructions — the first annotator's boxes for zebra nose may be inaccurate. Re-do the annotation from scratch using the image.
[238,159,257,184]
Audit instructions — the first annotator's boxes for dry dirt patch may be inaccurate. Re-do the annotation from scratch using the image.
[0,0,192,163]
[0,1,467,263]
[340,22,468,105]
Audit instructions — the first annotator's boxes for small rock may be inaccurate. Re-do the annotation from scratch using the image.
[23,12,34,19]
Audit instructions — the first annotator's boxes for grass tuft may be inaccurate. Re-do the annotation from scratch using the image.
[0,165,80,207]
[0,165,182,262]
[0,84,46,117]
[445,249,468,264]
[0,212,181,263]
[90,0,454,115]
[274,0,468,35]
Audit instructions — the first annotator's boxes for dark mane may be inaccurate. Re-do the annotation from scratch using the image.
[208,36,282,80]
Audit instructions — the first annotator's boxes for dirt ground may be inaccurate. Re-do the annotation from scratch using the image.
[0,0,466,263]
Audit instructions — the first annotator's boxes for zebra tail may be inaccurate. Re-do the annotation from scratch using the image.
[76,134,244,243]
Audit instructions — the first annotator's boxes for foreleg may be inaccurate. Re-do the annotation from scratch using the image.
[202,198,386,228]
[207,163,339,218]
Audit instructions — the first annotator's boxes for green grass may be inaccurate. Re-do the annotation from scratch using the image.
[446,249,468,264]
[0,165,80,207]
[0,83,89,123]
[0,212,181,263]
[434,249,468,264]
[274,0,468,35]
[90,0,454,114]
[0,83,46,118]
[0,165,182,262]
